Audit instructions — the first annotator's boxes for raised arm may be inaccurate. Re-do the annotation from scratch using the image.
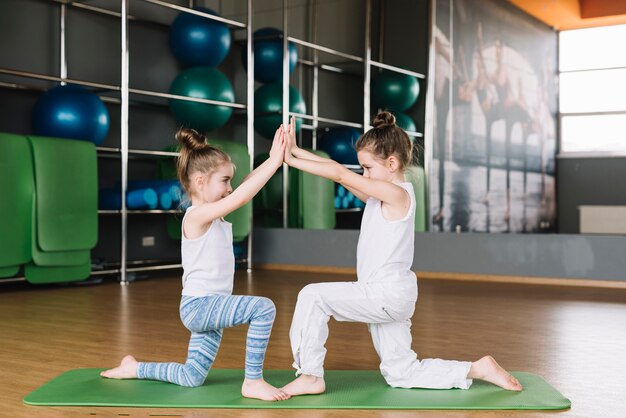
[241,154,272,183]
[284,117,369,202]
[287,156,406,208]
[186,127,285,228]
[284,119,406,208]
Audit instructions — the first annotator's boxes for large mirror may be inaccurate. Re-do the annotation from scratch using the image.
[430,0,557,234]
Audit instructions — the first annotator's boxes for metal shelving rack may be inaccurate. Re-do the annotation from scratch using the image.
[1,0,428,284]
[0,0,255,285]
[278,0,426,226]
[116,0,255,284]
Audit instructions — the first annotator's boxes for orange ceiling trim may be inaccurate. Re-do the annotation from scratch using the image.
[508,0,626,30]
[580,0,626,19]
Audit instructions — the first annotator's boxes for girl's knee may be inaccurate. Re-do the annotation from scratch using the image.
[298,283,324,300]
[181,378,203,388]
[255,297,276,318]
[181,370,206,387]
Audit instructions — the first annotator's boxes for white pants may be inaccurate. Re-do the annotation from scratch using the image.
[289,281,473,389]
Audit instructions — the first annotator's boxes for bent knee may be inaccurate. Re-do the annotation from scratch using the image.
[379,365,412,388]
[181,380,203,388]
[255,297,276,318]
[297,283,326,300]
[181,372,206,387]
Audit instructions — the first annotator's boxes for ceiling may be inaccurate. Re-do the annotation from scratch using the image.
[508,0,626,30]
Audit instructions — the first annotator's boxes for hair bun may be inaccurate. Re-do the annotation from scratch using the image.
[176,128,207,151]
[372,111,396,129]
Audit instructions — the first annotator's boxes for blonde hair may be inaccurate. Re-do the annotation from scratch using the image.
[355,111,414,171]
[175,128,231,197]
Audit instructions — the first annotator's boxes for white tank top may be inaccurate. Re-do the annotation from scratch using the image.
[356,182,417,299]
[181,206,234,297]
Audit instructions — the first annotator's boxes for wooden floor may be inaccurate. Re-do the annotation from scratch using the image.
[2,270,626,417]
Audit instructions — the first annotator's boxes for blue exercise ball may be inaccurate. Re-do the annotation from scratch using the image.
[372,71,420,112]
[318,127,362,165]
[169,67,235,132]
[33,84,110,145]
[169,7,231,67]
[242,27,297,83]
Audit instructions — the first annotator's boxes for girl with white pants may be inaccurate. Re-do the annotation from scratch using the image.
[281,113,523,396]
[290,281,472,390]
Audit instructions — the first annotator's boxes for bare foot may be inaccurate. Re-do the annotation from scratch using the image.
[100,355,138,379]
[241,378,290,401]
[468,355,522,391]
[281,374,326,396]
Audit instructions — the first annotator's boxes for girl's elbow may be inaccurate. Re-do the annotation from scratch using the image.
[235,196,250,208]
[227,193,249,210]
[334,166,349,183]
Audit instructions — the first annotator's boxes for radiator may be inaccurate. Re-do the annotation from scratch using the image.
[579,205,626,234]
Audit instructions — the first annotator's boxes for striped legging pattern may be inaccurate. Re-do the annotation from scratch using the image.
[137,294,276,386]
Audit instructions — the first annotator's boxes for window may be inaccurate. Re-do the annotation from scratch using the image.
[559,25,626,154]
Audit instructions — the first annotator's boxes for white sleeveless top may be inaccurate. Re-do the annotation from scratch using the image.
[356,182,418,300]
[181,206,234,297]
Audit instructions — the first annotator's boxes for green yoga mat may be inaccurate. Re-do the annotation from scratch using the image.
[0,133,33,268]
[30,201,90,267]
[27,136,98,252]
[24,369,570,410]
[0,265,19,278]
[300,150,335,230]
[405,165,426,232]
[24,262,91,284]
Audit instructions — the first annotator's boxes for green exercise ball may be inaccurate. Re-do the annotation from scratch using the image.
[254,83,306,139]
[169,67,235,132]
[372,71,420,112]
[393,112,417,133]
